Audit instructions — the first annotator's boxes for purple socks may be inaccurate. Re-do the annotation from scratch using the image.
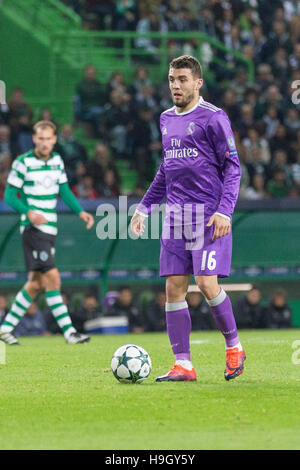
[166,301,191,361]
[206,288,239,348]
[165,289,239,363]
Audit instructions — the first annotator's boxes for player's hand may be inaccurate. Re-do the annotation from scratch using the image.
[207,213,231,241]
[27,210,48,226]
[130,212,145,237]
[79,211,94,230]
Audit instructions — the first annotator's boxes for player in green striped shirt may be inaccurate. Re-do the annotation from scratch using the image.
[0,120,94,345]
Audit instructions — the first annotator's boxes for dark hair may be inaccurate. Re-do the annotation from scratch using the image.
[169,55,202,78]
[119,285,132,293]
[33,120,57,135]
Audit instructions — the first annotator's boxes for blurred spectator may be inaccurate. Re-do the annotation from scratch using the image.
[291,150,300,187]
[237,103,255,138]
[284,108,300,135]
[241,173,268,200]
[246,147,270,186]
[222,89,240,124]
[38,109,58,129]
[131,66,153,94]
[231,69,249,103]
[131,106,161,183]
[233,286,265,329]
[0,125,14,159]
[263,288,292,328]
[14,302,47,337]
[242,127,271,164]
[270,149,293,185]
[271,47,289,89]
[72,294,101,333]
[84,0,115,30]
[7,87,33,132]
[72,175,99,199]
[101,89,134,160]
[198,6,216,37]
[106,286,144,333]
[86,143,120,193]
[256,64,275,94]
[75,65,106,136]
[266,167,290,198]
[269,124,292,161]
[15,114,33,154]
[0,152,11,174]
[187,291,215,331]
[0,173,8,199]
[135,11,168,54]
[289,42,300,70]
[100,168,120,197]
[143,291,166,332]
[261,20,293,62]
[0,295,8,324]
[114,0,137,31]
[135,85,159,114]
[106,71,128,97]
[56,124,88,185]
[262,105,280,139]
[248,24,266,64]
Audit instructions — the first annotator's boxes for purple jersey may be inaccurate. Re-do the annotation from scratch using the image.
[137,96,241,220]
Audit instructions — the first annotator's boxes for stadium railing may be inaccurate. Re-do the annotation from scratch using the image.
[0,0,254,123]
[1,0,81,33]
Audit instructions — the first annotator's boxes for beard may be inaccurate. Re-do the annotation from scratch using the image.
[172,91,195,108]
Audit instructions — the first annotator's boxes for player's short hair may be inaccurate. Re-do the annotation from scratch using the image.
[33,120,57,135]
[169,55,202,78]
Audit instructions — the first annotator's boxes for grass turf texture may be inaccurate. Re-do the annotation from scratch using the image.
[0,329,300,450]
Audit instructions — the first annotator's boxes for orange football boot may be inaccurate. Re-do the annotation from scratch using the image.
[224,347,246,381]
[155,364,197,382]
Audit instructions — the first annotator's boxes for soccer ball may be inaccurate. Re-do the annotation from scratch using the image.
[111,344,152,383]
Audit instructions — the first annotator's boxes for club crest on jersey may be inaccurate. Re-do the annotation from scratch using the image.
[227,136,235,149]
[162,127,167,135]
[40,251,49,262]
[187,122,195,135]
[41,176,55,189]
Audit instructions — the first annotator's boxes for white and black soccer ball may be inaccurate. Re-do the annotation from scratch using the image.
[111,344,152,383]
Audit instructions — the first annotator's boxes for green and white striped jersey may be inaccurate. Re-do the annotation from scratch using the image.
[7,150,68,236]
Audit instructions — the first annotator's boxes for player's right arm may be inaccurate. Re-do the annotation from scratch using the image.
[4,159,47,225]
[130,162,166,236]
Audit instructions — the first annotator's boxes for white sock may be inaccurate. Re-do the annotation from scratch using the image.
[175,360,193,370]
[226,341,243,351]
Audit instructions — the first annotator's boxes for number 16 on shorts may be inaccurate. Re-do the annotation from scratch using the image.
[201,250,216,271]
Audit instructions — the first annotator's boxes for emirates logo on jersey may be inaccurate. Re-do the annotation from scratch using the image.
[187,122,195,135]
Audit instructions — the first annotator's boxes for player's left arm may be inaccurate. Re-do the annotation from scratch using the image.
[206,111,241,241]
[58,163,94,230]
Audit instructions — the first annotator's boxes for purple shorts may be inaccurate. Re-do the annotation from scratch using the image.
[159,221,232,278]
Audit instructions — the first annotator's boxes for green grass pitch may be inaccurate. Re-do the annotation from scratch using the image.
[0,329,300,450]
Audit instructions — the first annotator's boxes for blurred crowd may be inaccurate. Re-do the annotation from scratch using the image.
[1,0,300,199]
[0,285,293,337]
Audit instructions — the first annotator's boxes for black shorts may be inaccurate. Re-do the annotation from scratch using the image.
[22,225,56,273]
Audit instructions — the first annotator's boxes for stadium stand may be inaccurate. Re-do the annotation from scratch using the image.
[1,0,300,329]
[1,0,300,197]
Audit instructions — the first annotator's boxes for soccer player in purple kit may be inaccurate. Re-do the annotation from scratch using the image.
[131,55,246,382]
